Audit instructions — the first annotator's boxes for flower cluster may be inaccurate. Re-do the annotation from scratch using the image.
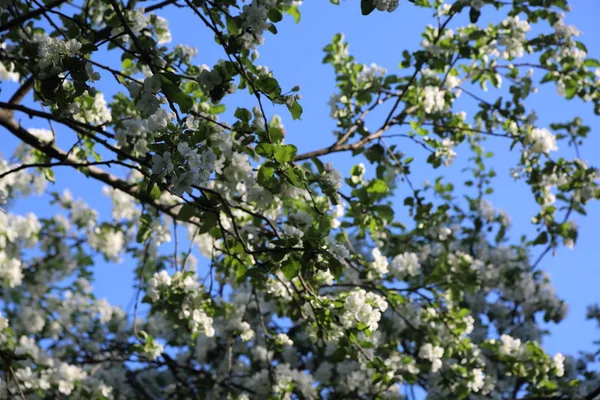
[422,86,447,114]
[341,288,388,331]
[147,270,215,337]
[390,251,421,278]
[419,343,445,372]
[69,92,112,126]
[374,0,399,12]
[526,127,558,154]
[497,16,531,60]
[31,33,82,72]
[152,141,217,196]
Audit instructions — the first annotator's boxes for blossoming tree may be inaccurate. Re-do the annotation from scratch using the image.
[0,0,599,398]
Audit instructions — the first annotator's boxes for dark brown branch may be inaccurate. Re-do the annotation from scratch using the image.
[0,102,151,170]
[0,104,278,258]
[294,105,417,161]
[0,108,177,221]
[295,11,458,163]
[184,0,272,138]
[145,0,181,13]
[9,77,35,106]
[145,0,178,12]
[586,385,600,400]
[0,0,68,33]
[108,0,181,121]
[0,160,130,180]
[0,101,114,139]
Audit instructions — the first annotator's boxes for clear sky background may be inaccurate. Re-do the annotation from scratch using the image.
[2,0,600,370]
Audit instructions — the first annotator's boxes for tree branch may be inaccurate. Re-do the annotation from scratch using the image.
[0,0,68,33]
[0,108,176,220]
[0,160,131,180]
[294,105,417,161]
[8,77,35,106]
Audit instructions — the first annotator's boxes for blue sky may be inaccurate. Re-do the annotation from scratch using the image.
[2,0,599,365]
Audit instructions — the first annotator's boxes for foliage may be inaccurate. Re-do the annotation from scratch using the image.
[0,0,599,399]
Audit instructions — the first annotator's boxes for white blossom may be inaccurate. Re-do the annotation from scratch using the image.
[238,321,255,341]
[323,162,342,190]
[527,128,558,154]
[374,0,398,12]
[276,333,294,346]
[499,334,522,357]
[147,270,172,302]
[315,269,335,286]
[369,248,389,275]
[554,353,565,377]
[423,86,446,114]
[469,368,485,392]
[152,152,174,176]
[419,343,444,372]
[241,1,270,36]
[0,61,19,82]
[343,288,388,331]
[198,65,223,91]
[357,63,387,84]
[390,252,420,278]
[28,128,53,143]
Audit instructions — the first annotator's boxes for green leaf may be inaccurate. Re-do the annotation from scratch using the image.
[160,71,181,85]
[245,268,264,279]
[273,144,298,164]
[374,205,394,222]
[359,340,375,349]
[257,165,276,187]
[122,58,135,70]
[372,372,383,385]
[235,264,248,283]
[255,143,274,157]
[584,59,600,68]
[42,168,55,183]
[318,216,331,233]
[136,224,151,243]
[312,157,325,174]
[269,127,285,144]
[80,43,98,54]
[144,175,159,198]
[268,8,283,22]
[469,7,481,23]
[284,166,302,187]
[361,0,376,15]
[257,77,281,96]
[199,212,218,234]
[286,6,301,23]
[226,15,240,35]
[136,214,153,243]
[281,259,300,280]
[287,99,303,120]
[210,104,226,114]
[177,204,198,221]
[162,83,193,113]
[367,179,388,194]
[271,251,287,262]
[329,347,347,362]
[235,107,252,122]
[575,41,588,53]
[532,232,548,245]
[38,76,62,100]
